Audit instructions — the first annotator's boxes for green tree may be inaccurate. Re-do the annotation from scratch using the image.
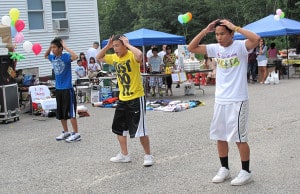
[97,0,300,49]
[98,0,136,41]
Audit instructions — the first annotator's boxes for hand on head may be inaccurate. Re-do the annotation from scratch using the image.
[119,36,129,46]
[217,19,235,31]
[206,19,219,32]
[107,35,114,48]
[60,39,66,49]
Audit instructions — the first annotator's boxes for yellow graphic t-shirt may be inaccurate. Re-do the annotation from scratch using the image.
[105,51,144,101]
[163,53,176,74]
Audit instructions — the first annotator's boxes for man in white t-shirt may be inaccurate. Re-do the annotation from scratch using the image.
[188,19,260,186]
[158,44,167,59]
[146,45,156,62]
[86,41,100,65]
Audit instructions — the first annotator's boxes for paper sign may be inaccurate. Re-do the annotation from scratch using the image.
[171,73,179,81]
[172,72,187,82]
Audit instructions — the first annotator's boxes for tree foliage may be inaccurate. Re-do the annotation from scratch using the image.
[98,0,300,49]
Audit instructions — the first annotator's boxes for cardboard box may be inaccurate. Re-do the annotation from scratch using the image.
[0,25,13,51]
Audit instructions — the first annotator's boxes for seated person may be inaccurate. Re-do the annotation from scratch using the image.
[87,57,101,79]
[204,55,216,85]
[15,69,24,86]
[148,47,164,97]
[74,59,86,85]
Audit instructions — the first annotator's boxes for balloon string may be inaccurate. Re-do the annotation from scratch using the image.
[182,24,188,38]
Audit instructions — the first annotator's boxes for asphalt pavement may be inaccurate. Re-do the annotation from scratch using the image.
[0,79,299,193]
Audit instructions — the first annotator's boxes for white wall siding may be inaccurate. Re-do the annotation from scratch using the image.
[0,0,100,82]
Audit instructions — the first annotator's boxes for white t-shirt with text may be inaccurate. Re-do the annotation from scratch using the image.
[206,40,250,103]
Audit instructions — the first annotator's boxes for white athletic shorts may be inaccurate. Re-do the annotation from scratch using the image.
[210,100,249,142]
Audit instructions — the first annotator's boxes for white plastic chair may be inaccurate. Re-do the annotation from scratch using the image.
[28,85,56,120]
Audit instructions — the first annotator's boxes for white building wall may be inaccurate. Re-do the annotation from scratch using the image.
[0,0,100,82]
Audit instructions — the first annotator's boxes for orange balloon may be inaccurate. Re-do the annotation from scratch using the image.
[187,12,192,22]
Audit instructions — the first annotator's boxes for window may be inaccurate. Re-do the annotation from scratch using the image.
[51,0,67,19]
[27,0,44,30]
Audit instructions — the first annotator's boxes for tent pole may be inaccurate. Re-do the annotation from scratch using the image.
[286,35,289,61]
[143,46,146,73]
[286,35,290,79]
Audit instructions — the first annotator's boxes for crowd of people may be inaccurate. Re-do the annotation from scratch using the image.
[74,42,219,97]
[74,42,102,82]
[248,39,281,84]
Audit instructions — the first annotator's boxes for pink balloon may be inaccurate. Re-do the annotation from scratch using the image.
[15,19,25,32]
[276,9,282,16]
[14,32,24,43]
[32,43,42,55]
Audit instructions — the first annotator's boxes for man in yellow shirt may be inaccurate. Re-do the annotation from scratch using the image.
[96,35,154,167]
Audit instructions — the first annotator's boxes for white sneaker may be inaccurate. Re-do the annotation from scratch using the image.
[56,131,71,141]
[231,170,252,186]
[212,167,231,183]
[143,154,154,167]
[110,152,131,163]
[65,132,81,143]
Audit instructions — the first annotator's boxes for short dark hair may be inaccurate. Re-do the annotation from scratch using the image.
[89,57,95,62]
[51,37,63,49]
[215,19,233,33]
[166,45,172,50]
[152,47,158,52]
[93,41,99,46]
[270,43,276,49]
[77,59,82,63]
[112,34,125,45]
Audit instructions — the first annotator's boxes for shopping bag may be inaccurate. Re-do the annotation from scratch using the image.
[23,74,35,86]
[272,71,279,84]
[264,72,273,84]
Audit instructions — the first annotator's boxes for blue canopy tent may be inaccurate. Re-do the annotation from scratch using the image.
[101,28,186,72]
[234,15,300,39]
[234,14,300,66]
[101,28,186,47]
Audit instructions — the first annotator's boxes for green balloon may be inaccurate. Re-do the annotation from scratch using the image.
[182,14,189,23]
[11,19,16,27]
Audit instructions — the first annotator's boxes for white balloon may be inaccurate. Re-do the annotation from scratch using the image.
[274,15,280,21]
[23,41,33,53]
[1,15,11,26]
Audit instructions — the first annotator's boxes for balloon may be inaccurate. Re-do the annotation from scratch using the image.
[1,15,11,26]
[9,52,25,61]
[276,9,282,16]
[15,20,25,32]
[14,32,24,43]
[11,20,16,27]
[274,15,280,21]
[11,26,17,38]
[178,14,184,24]
[182,14,189,23]
[32,43,42,55]
[23,41,33,53]
[187,12,192,22]
[280,12,285,18]
[9,8,20,21]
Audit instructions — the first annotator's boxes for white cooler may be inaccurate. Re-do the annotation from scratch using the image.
[184,82,195,95]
